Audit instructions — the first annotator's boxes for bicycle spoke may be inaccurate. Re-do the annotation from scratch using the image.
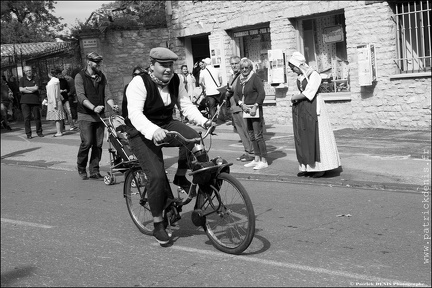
[124,169,153,235]
[201,173,255,254]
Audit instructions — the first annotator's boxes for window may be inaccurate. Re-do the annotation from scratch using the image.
[299,13,350,93]
[233,25,276,104]
[393,1,431,73]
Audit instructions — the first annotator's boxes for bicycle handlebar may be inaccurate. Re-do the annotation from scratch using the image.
[154,124,216,147]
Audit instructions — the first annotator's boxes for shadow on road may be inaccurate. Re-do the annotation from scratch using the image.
[1,147,40,160]
[1,265,36,287]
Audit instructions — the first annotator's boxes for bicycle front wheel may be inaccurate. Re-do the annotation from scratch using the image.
[198,172,255,254]
[124,168,153,235]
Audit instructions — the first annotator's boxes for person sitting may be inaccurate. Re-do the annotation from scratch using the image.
[125,47,213,245]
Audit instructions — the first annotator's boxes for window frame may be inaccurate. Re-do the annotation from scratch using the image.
[392,1,431,74]
[296,12,351,101]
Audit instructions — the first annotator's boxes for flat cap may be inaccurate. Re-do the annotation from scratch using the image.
[86,52,103,63]
[149,47,178,63]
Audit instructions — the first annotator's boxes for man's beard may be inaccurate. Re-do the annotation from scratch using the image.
[91,66,99,74]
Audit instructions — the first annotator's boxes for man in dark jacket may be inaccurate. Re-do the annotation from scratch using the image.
[75,52,119,180]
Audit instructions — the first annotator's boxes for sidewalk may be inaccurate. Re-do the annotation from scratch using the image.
[1,119,430,192]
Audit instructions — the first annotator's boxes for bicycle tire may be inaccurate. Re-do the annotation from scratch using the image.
[124,168,153,235]
[198,172,255,254]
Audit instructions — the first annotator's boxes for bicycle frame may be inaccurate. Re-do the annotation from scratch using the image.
[123,107,255,254]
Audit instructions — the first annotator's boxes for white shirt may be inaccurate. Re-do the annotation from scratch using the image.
[199,65,221,96]
[179,73,195,99]
[298,70,322,115]
[126,74,208,140]
[46,77,60,105]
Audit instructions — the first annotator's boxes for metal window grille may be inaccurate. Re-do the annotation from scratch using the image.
[394,1,431,73]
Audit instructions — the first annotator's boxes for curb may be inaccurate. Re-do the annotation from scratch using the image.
[1,159,420,193]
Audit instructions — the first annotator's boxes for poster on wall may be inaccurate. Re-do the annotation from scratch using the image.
[210,35,222,67]
[322,25,344,43]
[268,49,285,85]
[357,44,377,86]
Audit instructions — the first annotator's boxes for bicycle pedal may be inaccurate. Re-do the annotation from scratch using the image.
[166,206,181,225]
[177,186,187,194]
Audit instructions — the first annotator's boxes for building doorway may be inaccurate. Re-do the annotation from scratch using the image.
[191,35,210,64]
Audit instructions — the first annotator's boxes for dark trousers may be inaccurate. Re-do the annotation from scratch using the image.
[205,94,219,121]
[246,107,267,158]
[68,97,78,120]
[77,120,105,174]
[128,120,199,217]
[232,111,253,154]
[21,103,42,136]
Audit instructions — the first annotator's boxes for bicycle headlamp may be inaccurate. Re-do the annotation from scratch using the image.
[215,156,224,166]
[192,144,209,162]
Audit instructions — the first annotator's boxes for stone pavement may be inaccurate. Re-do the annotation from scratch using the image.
[1,119,430,192]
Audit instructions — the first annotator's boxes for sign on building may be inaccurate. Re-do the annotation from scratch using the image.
[322,25,344,43]
[268,49,285,85]
[357,44,377,86]
[83,39,98,48]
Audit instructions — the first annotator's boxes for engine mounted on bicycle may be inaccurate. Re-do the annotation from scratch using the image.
[124,121,256,255]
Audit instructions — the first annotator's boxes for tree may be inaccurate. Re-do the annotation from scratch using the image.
[68,0,167,38]
[1,0,66,44]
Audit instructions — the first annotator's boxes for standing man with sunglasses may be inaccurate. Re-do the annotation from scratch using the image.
[19,66,43,139]
[75,52,119,180]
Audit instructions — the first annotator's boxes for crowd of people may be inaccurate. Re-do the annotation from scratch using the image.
[1,48,342,244]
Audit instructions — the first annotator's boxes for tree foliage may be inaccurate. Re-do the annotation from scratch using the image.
[1,0,66,44]
[68,0,167,39]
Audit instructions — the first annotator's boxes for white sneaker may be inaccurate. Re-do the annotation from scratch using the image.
[244,160,259,168]
[253,162,268,170]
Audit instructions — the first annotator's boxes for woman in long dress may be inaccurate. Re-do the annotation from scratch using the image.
[46,68,66,137]
[288,52,341,178]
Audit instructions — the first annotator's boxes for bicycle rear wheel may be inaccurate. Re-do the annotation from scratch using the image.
[198,172,255,254]
[124,168,153,235]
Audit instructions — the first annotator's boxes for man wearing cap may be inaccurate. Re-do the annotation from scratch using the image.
[125,47,213,245]
[75,51,119,180]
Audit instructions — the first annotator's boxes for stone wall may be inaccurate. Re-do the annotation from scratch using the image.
[87,1,430,130]
[83,29,173,111]
[169,0,431,130]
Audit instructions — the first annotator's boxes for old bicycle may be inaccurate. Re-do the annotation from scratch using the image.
[123,122,256,255]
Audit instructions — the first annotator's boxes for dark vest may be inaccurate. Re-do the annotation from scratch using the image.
[59,78,69,104]
[125,73,180,136]
[292,74,320,166]
[77,70,106,114]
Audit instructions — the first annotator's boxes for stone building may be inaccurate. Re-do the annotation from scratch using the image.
[79,1,431,130]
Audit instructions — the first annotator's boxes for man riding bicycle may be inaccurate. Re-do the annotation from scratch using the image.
[125,47,213,245]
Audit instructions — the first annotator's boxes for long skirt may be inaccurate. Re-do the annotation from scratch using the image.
[299,96,341,172]
[46,100,66,121]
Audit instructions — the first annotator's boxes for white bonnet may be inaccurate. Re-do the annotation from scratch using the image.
[288,52,306,67]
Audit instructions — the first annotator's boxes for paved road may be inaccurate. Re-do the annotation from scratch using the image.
[1,166,430,287]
